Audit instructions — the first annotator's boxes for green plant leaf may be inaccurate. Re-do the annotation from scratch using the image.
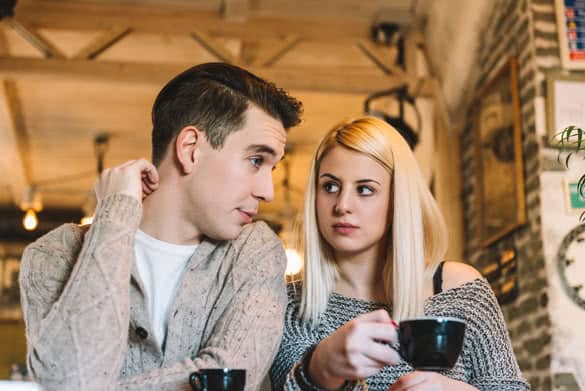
[578,174,585,198]
[566,152,574,168]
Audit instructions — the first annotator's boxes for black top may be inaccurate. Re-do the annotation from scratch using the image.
[433,261,446,295]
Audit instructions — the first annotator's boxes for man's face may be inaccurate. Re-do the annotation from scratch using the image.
[187,105,286,241]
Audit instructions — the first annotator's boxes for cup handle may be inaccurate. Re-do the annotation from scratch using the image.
[189,372,205,391]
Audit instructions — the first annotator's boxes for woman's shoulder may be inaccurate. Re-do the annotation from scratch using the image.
[440,261,483,291]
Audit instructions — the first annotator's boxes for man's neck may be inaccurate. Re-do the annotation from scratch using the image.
[139,182,202,245]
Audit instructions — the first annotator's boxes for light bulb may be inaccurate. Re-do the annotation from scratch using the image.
[23,209,38,231]
[80,215,94,225]
[285,249,303,276]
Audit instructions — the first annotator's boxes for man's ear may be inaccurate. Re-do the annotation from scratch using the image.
[175,126,202,174]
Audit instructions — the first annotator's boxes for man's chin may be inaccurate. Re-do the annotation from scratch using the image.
[208,224,245,241]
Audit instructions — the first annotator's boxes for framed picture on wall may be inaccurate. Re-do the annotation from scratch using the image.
[472,57,526,247]
[546,72,585,147]
[0,248,24,322]
[555,0,585,69]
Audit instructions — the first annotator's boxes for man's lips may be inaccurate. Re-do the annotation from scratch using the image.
[238,209,256,223]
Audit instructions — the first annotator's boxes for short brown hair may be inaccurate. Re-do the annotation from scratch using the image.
[151,62,302,166]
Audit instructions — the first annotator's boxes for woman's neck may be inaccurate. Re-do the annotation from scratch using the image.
[333,246,389,303]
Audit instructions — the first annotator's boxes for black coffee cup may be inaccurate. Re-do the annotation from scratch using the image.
[398,317,466,371]
[189,368,246,391]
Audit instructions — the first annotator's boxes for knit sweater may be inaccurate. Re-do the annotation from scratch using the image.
[271,279,530,391]
[19,193,288,391]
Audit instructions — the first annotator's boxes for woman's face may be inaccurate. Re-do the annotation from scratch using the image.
[316,145,392,260]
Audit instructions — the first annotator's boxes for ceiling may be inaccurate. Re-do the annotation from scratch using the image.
[0,0,491,233]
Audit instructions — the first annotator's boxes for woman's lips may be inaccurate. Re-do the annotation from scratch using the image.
[332,223,359,234]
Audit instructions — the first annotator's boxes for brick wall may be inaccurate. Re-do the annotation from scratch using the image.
[460,0,552,389]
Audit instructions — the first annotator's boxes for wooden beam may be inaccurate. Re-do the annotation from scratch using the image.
[404,30,422,78]
[14,1,370,42]
[191,31,238,64]
[72,27,131,60]
[0,56,425,94]
[0,81,31,206]
[221,0,250,21]
[0,30,30,207]
[255,36,302,67]
[357,40,407,78]
[7,18,65,59]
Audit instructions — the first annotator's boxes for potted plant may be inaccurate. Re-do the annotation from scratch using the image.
[557,125,585,221]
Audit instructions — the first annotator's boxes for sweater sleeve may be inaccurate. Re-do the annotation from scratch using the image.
[443,280,531,391]
[270,286,363,391]
[19,194,141,391]
[116,222,288,391]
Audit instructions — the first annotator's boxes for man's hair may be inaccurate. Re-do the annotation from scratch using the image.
[151,62,303,166]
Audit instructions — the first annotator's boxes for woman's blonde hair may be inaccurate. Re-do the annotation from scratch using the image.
[298,116,448,324]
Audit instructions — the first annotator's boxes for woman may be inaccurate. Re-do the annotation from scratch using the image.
[271,117,529,390]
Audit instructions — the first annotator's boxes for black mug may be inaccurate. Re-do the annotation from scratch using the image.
[189,368,246,391]
[398,317,466,371]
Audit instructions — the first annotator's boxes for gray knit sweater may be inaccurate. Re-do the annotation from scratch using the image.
[19,193,288,391]
[271,280,530,390]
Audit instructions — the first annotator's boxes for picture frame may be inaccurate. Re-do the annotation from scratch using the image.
[546,72,585,147]
[555,0,585,70]
[0,245,24,322]
[472,57,526,247]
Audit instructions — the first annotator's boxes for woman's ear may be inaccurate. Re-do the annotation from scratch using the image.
[175,126,201,174]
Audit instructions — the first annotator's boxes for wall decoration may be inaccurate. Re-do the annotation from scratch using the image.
[473,57,526,247]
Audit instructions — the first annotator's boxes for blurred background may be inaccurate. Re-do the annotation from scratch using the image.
[0,0,584,389]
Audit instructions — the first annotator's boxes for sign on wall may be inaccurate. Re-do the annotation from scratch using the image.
[556,0,585,69]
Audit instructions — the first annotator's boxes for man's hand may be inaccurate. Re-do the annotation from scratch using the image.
[95,159,159,202]
[390,371,479,391]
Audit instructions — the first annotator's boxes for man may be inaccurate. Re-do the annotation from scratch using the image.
[19,62,303,390]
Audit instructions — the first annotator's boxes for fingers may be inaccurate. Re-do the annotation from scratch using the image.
[358,321,398,343]
[362,340,401,367]
[390,372,431,391]
[95,159,160,202]
[356,309,393,324]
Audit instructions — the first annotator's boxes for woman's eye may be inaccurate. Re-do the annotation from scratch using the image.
[323,182,340,193]
[250,156,263,168]
[357,186,374,195]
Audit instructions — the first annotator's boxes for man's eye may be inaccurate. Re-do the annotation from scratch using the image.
[357,186,374,196]
[323,182,340,193]
[250,157,263,168]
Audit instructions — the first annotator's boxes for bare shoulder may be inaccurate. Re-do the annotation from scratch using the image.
[441,261,483,291]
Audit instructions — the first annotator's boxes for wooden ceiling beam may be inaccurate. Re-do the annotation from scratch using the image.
[0,56,431,95]
[254,36,302,67]
[357,40,405,77]
[190,31,238,64]
[72,27,131,60]
[13,1,370,42]
[7,18,66,59]
[221,0,250,21]
[0,30,30,207]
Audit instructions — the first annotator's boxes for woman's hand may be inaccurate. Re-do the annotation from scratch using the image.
[309,309,400,390]
[390,371,479,391]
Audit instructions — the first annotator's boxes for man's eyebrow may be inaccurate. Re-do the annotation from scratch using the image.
[245,144,277,156]
[319,173,339,180]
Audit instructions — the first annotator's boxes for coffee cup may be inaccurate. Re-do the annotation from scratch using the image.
[398,316,466,370]
[189,368,246,391]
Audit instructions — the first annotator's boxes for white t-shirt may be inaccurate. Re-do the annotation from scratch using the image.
[134,229,197,349]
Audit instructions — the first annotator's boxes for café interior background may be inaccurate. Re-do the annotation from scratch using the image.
[0,0,584,389]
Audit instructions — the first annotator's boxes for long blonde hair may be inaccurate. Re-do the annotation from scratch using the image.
[298,117,448,324]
